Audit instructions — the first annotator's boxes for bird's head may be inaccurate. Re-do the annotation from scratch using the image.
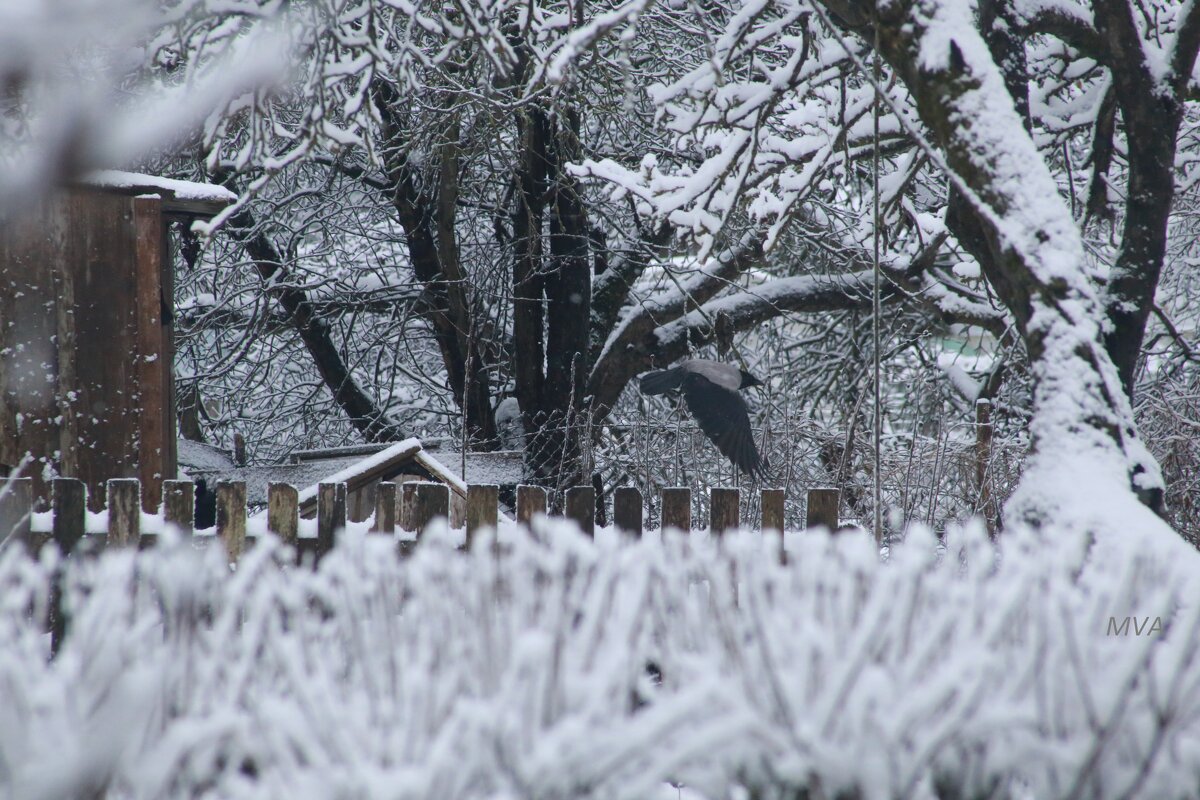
[739,370,764,389]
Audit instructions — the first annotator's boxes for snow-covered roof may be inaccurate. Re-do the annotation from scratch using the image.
[177,439,236,474]
[78,170,235,216]
[185,440,525,509]
[294,439,423,509]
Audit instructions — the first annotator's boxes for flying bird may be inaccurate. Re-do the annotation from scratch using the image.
[639,359,768,480]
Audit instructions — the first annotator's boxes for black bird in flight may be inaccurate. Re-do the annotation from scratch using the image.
[639,359,768,480]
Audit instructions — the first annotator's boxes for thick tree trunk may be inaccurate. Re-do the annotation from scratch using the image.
[821,0,1167,529]
[512,106,594,491]
[1092,1,1189,398]
[372,80,498,448]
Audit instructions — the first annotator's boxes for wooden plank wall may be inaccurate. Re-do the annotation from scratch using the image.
[0,189,172,512]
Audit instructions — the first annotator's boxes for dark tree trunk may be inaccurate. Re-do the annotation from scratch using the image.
[372,80,498,448]
[1092,0,1190,398]
[514,106,594,491]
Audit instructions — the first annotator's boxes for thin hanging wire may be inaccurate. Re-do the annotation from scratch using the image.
[872,29,884,547]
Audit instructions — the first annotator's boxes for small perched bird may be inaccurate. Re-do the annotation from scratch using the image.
[639,359,768,480]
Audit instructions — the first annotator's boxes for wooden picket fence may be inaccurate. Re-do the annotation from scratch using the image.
[0,477,844,565]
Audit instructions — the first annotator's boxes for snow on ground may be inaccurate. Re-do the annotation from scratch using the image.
[2,517,1199,799]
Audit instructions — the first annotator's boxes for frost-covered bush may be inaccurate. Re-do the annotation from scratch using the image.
[1,520,1199,799]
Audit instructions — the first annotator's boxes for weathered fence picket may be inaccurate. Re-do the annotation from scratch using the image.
[217,480,247,563]
[317,482,346,560]
[268,483,299,546]
[806,487,840,530]
[163,480,194,534]
[516,484,546,525]
[661,487,692,532]
[51,478,85,554]
[613,487,643,536]
[107,479,140,547]
[565,487,595,538]
[710,488,740,535]
[409,482,448,533]
[373,482,397,534]
[761,489,785,533]
[466,484,498,548]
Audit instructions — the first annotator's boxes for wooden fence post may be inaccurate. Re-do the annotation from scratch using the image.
[516,484,546,526]
[761,487,786,564]
[761,488,785,533]
[268,483,299,548]
[372,482,397,534]
[661,487,691,532]
[163,480,194,536]
[51,478,86,555]
[49,478,85,657]
[976,398,997,538]
[806,487,839,531]
[217,481,247,563]
[613,487,643,536]
[710,487,740,536]
[410,482,449,532]
[0,477,32,546]
[399,482,416,532]
[565,486,595,538]
[107,479,140,547]
[466,484,498,549]
[317,482,346,560]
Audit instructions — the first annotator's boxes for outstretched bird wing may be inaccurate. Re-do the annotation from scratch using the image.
[681,373,767,480]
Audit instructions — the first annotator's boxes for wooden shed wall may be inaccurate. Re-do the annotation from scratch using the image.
[0,189,172,510]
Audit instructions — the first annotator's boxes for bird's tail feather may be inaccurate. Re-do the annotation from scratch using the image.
[639,367,684,395]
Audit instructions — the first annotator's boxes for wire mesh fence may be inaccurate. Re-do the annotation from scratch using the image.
[574,411,1024,538]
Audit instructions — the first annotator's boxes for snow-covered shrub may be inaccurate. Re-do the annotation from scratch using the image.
[1,520,1199,799]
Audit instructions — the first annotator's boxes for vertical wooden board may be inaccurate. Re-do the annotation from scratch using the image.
[54,258,79,484]
[466,484,498,548]
[661,488,692,532]
[0,195,64,505]
[399,482,418,532]
[162,479,194,535]
[372,482,397,534]
[75,192,141,510]
[0,477,32,545]
[761,489,785,533]
[710,488,740,535]
[516,484,546,525]
[613,487,643,536]
[268,483,299,547]
[160,217,178,500]
[317,482,347,559]
[133,197,166,512]
[51,478,86,554]
[565,486,595,538]
[348,483,374,523]
[216,481,247,563]
[449,491,466,529]
[411,482,449,533]
[48,478,83,659]
[806,487,840,531]
[107,478,141,547]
